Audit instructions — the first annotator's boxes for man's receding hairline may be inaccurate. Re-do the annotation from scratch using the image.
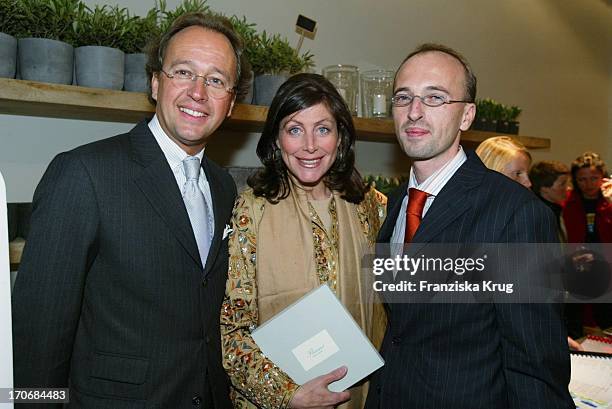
[397,50,469,96]
[169,25,233,49]
[166,25,238,80]
[400,49,465,72]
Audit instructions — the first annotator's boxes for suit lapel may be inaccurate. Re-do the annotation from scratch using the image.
[412,151,485,246]
[129,122,202,268]
[201,157,229,277]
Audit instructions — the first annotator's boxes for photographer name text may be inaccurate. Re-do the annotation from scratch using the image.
[373,280,514,294]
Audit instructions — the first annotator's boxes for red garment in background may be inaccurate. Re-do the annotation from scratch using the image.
[562,189,612,330]
[562,189,612,243]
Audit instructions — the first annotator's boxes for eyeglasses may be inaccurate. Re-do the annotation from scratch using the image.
[159,69,235,99]
[391,93,472,108]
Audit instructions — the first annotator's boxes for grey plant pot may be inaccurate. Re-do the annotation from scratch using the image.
[75,45,124,90]
[124,52,147,92]
[18,37,73,84]
[237,70,254,105]
[253,73,289,106]
[0,32,17,78]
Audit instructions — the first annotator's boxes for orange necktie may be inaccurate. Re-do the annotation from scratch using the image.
[404,188,429,243]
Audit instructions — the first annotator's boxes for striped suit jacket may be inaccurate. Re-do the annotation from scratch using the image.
[12,121,235,409]
[365,150,573,409]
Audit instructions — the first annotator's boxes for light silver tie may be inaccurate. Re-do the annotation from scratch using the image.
[183,156,212,267]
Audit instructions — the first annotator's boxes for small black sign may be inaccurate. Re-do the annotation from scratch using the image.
[296,15,316,33]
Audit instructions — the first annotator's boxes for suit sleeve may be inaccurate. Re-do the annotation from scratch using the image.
[12,152,99,398]
[220,193,299,409]
[494,198,573,408]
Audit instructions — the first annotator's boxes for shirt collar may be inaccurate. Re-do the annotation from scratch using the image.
[408,145,467,197]
[148,114,205,171]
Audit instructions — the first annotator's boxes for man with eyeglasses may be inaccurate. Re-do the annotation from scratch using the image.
[365,44,573,408]
[12,13,247,408]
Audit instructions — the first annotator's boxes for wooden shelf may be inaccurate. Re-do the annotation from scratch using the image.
[0,78,549,148]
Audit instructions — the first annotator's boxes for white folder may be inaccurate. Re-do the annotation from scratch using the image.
[252,284,384,392]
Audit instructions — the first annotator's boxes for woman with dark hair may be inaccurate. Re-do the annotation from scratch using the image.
[221,73,386,409]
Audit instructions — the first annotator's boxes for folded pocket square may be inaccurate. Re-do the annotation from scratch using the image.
[222,225,233,240]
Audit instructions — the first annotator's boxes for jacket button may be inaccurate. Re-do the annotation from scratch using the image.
[392,337,401,345]
[376,385,382,393]
[202,278,208,287]
[192,396,202,406]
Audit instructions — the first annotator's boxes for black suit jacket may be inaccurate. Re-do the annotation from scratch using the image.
[365,151,573,409]
[12,122,236,409]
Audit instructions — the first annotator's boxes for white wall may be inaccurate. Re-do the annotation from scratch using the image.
[1,0,610,202]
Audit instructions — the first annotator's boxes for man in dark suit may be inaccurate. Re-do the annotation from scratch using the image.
[365,44,573,408]
[12,13,248,408]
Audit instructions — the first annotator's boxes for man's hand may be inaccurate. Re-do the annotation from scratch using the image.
[289,366,351,409]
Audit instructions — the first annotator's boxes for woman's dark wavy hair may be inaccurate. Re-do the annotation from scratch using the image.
[248,73,368,204]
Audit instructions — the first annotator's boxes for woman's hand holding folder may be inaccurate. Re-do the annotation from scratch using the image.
[289,366,350,409]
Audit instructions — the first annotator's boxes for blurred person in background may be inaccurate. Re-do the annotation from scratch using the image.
[530,160,584,348]
[529,160,571,240]
[476,136,532,189]
[562,152,612,337]
[563,152,612,244]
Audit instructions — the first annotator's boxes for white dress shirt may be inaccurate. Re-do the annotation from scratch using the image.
[148,115,215,236]
[390,146,467,244]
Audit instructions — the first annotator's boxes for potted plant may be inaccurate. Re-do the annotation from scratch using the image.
[495,103,510,134]
[158,0,210,34]
[119,6,159,92]
[507,105,521,135]
[73,4,129,90]
[250,31,314,106]
[17,0,81,84]
[473,99,498,132]
[472,99,486,131]
[0,0,25,78]
[229,14,257,104]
